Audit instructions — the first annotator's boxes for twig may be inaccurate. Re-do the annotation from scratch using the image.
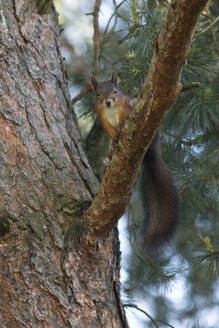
[123,304,159,328]
[93,0,102,72]
[196,16,219,37]
[104,0,127,34]
[163,130,196,146]
[73,1,102,112]
[202,149,219,163]
[156,320,176,328]
[71,85,91,105]
[181,82,200,92]
[124,304,176,328]
[100,54,124,69]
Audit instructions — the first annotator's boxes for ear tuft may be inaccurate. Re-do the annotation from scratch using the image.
[111,72,117,87]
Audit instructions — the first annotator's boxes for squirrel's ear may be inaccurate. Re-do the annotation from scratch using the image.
[111,72,117,87]
[90,76,98,92]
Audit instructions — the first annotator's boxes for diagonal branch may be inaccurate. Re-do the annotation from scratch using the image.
[86,0,209,237]
[196,15,219,37]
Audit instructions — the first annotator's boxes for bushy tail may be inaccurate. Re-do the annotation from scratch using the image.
[141,134,178,249]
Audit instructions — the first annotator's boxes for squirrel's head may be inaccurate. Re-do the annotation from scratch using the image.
[90,72,121,109]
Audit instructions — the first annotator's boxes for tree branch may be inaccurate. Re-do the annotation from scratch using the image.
[196,15,219,37]
[71,85,91,105]
[86,0,209,237]
[93,0,102,72]
[71,1,102,109]
[181,82,200,92]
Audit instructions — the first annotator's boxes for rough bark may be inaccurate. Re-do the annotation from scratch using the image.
[0,1,126,327]
[86,0,209,237]
[0,0,210,326]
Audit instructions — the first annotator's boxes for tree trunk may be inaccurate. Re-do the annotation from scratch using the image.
[0,0,209,326]
[0,1,126,327]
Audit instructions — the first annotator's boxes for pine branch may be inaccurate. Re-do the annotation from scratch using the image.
[86,0,209,238]
[104,0,127,34]
[180,149,219,197]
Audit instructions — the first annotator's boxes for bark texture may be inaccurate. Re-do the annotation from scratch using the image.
[86,0,209,237]
[0,1,126,327]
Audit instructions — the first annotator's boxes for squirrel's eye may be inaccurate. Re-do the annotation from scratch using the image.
[96,93,99,97]
[114,89,118,94]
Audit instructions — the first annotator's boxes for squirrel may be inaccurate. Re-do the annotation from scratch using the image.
[90,72,178,249]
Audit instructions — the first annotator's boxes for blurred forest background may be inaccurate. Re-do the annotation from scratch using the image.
[54,0,219,327]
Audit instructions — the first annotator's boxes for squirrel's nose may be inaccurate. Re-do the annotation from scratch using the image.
[106,100,111,108]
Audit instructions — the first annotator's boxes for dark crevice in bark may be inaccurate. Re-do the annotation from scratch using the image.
[64,142,95,198]
[26,112,61,170]
[113,281,129,328]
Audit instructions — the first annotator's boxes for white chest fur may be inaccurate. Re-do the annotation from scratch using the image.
[102,103,120,128]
